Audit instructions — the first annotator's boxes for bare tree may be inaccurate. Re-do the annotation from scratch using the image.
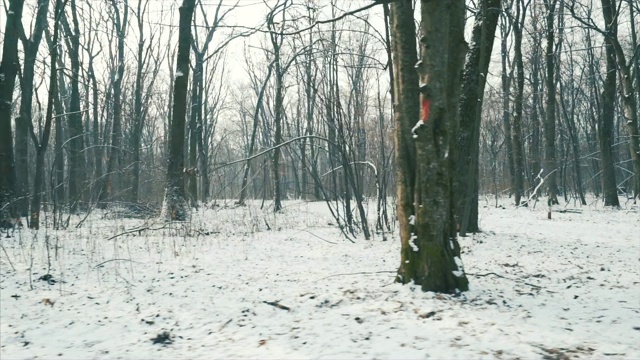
[60,0,87,211]
[164,0,197,221]
[511,0,529,206]
[30,0,63,229]
[99,0,129,207]
[0,0,24,227]
[14,0,50,216]
[394,0,469,293]
[542,0,559,205]
[455,0,501,235]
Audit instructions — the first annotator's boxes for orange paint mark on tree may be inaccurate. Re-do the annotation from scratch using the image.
[421,97,431,123]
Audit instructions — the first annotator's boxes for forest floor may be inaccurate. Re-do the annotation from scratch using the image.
[1,197,639,359]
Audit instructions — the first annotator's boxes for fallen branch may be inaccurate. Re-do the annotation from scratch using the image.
[287,230,337,245]
[94,258,141,268]
[106,223,171,241]
[467,272,543,289]
[263,301,290,311]
[316,270,396,282]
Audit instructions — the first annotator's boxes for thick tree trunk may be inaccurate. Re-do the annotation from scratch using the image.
[394,0,469,293]
[455,0,500,236]
[163,0,196,221]
[0,0,24,227]
[598,0,620,207]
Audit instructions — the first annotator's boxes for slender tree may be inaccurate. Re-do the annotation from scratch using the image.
[511,0,528,206]
[543,0,559,205]
[99,0,129,207]
[60,0,87,211]
[14,0,50,216]
[30,0,63,229]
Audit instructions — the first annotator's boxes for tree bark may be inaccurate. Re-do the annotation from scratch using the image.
[602,0,640,200]
[164,0,196,221]
[15,0,50,216]
[99,0,129,208]
[30,0,63,229]
[0,0,24,227]
[500,11,516,200]
[394,0,469,293]
[543,0,559,205]
[511,0,527,206]
[61,0,87,211]
[455,0,500,236]
[598,1,621,206]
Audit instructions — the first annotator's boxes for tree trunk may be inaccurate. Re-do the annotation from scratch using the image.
[598,1,620,207]
[14,0,50,217]
[61,0,87,212]
[455,0,500,236]
[163,0,196,221]
[512,0,527,206]
[187,57,202,207]
[500,12,516,200]
[0,0,24,227]
[99,0,128,208]
[30,0,62,229]
[130,0,147,204]
[394,0,469,293]
[543,0,559,205]
[602,2,640,201]
[238,62,274,205]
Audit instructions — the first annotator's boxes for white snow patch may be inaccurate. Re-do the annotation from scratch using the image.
[0,198,638,359]
[453,256,463,269]
[411,120,423,138]
[408,215,415,225]
[409,233,419,252]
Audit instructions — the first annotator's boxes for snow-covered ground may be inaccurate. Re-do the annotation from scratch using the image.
[1,198,639,359]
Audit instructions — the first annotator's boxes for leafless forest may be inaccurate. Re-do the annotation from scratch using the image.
[1,0,638,292]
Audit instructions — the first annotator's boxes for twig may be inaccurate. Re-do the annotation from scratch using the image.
[0,243,16,272]
[467,272,543,289]
[219,319,232,331]
[316,270,396,282]
[106,223,170,241]
[263,301,290,311]
[94,258,140,268]
[287,230,337,245]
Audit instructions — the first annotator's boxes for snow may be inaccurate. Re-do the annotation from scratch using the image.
[175,71,184,78]
[1,199,639,359]
[409,233,419,252]
[411,120,423,138]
